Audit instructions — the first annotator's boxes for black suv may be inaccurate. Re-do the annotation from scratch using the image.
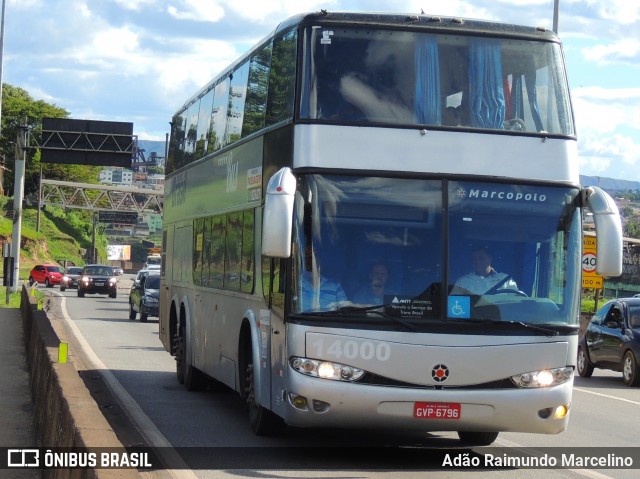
[78,265,118,298]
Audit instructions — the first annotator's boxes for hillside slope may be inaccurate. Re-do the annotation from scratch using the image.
[0,201,95,279]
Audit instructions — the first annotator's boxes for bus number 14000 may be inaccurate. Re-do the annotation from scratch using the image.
[311,339,391,362]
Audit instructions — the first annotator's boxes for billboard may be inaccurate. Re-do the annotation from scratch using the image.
[107,245,131,261]
[40,118,134,167]
[98,211,139,224]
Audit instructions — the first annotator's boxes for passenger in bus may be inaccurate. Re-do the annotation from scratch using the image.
[451,245,518,295]
[353,262,390,305]
[298,245,349,312]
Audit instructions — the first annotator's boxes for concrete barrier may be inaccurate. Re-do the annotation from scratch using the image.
[20,285,139,479]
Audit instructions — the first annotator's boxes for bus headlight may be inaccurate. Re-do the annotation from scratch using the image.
[290,357,364,382]
[511,367,573,388]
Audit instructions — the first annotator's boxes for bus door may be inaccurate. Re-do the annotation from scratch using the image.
[264,257,287,416]
[159,225,174,351]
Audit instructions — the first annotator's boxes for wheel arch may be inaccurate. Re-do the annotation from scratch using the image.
[238,311,262,401]
[168,299,178,355]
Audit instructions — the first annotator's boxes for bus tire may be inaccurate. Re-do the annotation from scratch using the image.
[176,333,207,391]
[175,334,185,384]
[245,362,283,436]
[457,431,499,446]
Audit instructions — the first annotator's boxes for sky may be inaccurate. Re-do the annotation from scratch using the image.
[2,0,639,180]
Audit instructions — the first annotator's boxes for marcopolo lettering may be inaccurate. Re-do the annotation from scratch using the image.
[468,189,547,203]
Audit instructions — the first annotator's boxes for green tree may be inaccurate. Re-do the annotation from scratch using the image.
[147,165,164,175]
[1,84,100,197]
[625,217,640,239]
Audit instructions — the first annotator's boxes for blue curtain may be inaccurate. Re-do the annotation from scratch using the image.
[414,36,441,125]
[511,76,524,120]
[525,71,544,131]
[509,72,544,132]
[469,39,505,129]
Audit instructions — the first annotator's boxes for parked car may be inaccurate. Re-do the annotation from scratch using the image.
[129,272,160,321]
[578,298,640,386]
[77,265,118,298]
[60,266,83,291]
[28,264,63,288]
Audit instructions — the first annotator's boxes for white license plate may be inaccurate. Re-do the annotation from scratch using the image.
[95,282,104,287]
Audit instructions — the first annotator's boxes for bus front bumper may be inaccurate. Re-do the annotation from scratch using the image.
[282,372,573,434]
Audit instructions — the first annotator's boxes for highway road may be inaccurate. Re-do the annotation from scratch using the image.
[41,278,640,479]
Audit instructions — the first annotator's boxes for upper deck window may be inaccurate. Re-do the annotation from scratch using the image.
[300,26,574,136]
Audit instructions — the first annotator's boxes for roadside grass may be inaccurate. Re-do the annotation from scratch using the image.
[0,285,43,309]
[1,204,88,286]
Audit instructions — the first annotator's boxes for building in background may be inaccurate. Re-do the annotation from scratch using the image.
[99,168,133,186]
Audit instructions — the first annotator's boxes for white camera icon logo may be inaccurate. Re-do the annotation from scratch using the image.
[7,449,40,467]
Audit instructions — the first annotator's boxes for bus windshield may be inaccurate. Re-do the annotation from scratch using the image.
[301,26,574,135]
[291,175,581,329]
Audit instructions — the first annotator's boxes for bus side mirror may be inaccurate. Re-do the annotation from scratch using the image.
[585,186,623,277]
[262,167,296,258]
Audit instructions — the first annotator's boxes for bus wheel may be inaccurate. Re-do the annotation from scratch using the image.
[175,333,207,391]
[457,431,499,446]
[245,363,283,436]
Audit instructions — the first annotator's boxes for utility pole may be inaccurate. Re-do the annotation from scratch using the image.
[91,211,98,263]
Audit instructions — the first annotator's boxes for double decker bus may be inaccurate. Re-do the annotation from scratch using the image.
[159,11,622,445]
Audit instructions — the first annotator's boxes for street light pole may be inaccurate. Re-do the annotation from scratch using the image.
[0,0,7,194]
[0,0,6,124]
[553,0,560,33]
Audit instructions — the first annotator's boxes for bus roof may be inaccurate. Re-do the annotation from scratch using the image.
[283,11,559,41]
[174,10,560,116]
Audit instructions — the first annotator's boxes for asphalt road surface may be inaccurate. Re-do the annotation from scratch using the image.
[39,281,640,479]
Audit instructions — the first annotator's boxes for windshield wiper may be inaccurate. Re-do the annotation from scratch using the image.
[300,305,420,332]
[459,318,559,337]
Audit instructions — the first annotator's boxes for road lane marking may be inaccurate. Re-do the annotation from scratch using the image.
[59,295,198,479]
[574,387,640,405]
[495,437,617,479]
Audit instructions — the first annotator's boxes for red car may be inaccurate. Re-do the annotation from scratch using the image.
[28,264,63,287]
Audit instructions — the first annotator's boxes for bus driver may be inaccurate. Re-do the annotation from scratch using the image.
[452,245,518,295]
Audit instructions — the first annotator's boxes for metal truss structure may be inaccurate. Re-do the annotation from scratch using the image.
[28,128,136,154]
[40,179,163,215]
